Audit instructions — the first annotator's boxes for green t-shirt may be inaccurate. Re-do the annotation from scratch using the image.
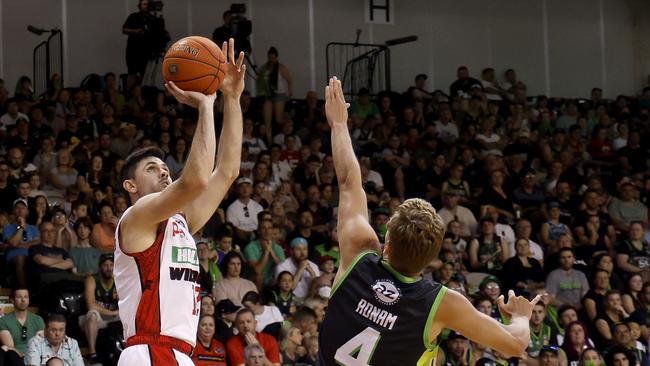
[70,246,102,275]
[244,240,285,285]
[0,311,45,354]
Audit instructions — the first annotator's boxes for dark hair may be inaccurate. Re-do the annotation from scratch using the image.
[122,146,165,182]
[219,251,244,275]
[558,247,575,256]
[293,306,317,323]
[561,321,592,361]
[46,313,67,325]
[242,291,262,305]
[11,287,29,298]
[277,271,294,282]
[74,216,94,232]
[606,347,636,366]
[268,47,278,57]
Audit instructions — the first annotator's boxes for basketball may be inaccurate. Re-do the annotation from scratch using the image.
[162,36,226,94]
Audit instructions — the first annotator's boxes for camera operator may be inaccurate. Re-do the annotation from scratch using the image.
[212,10,233,46]
[122,0,169,77]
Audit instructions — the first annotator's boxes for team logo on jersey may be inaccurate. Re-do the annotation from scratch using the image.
[372,279,401,305]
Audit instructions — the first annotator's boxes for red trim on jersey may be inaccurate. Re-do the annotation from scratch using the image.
[131,220,167,336]
[147,344,180,366]
[129,335,192,357]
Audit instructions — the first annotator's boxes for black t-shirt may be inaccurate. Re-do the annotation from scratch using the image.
[449,77,482,98]
[123,11,148,51]
[0,183,17,214]
[318,252,445,366]
[28,244,70,274]
[480,186,515,215]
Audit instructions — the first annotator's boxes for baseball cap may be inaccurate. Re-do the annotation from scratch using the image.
[290,237,308,248]
[216,299,240,314]
[539,345,560,357]
[518,128,531,138]
[13,198,28,208]
[548,201,561,209]
[236,177,253,185]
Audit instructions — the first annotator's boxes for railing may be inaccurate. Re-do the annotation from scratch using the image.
[326,42,390,97]
[33,30,63,96]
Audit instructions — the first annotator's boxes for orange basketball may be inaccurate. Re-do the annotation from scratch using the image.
[162,36,226,94]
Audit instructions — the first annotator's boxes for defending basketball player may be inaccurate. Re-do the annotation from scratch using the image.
[317,77,541,366]
[114,38,245,366]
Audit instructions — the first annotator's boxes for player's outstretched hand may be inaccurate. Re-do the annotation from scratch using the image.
[497,290,541,322]
[325,76,350,128]
[165,81,217,109]
[219,38,246,99]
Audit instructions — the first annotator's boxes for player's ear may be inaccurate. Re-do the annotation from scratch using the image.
[123,179,137,194]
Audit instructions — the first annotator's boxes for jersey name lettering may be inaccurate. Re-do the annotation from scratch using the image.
[169,267,201,284]
[355,299,398,330]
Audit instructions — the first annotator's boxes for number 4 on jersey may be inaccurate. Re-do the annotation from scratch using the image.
[334,327,381,366]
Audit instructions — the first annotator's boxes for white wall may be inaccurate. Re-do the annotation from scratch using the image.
[0,0,645,99]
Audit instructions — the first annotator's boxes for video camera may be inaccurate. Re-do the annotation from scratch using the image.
[149,0,164,12]
[144,0,170,59]
[229,3,252,54]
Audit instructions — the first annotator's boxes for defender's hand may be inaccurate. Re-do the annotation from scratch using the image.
[325,76,350,128]
[219,38,246,99]
[497,290,541,322]
[165,81,216,109]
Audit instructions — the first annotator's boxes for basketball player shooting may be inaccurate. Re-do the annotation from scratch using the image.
[317,77,541,366]
[114,38,245,366]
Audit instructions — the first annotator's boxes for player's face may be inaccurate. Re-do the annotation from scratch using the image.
[130,157,172,197]
[12,289,29,310]
[198,317,215,339]
[236,312,257,334]
[45,321,66,346]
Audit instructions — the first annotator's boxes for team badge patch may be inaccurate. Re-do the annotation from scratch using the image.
[372,279,401,305]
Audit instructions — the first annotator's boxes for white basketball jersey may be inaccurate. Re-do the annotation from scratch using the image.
[114,207,201,347]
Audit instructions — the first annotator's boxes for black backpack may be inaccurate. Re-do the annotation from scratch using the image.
[96,321,124,366]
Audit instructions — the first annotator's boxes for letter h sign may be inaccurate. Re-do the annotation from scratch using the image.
[365,0,394,25]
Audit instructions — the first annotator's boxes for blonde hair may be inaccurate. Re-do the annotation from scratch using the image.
[386,198,446,274]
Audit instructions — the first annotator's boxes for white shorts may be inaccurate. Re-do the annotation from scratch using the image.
[118,344,194,366]
[79,309,120,329]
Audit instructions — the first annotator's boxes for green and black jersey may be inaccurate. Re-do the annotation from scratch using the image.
[317,251,447,366]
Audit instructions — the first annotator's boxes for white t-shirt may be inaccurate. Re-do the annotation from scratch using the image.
[434,120,459,143]
[255,305,284,333]
[226,199,264,232]
[0,112,29,130]
[475,133,503,157]
[367,170,384,190]
[274,258,320,298]
[507,238,544,262]
[481,80,503,101]
[438,205,477,237]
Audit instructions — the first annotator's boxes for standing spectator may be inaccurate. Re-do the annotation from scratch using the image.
[122,0,151,76]
[227,177,264,243]
[617,222,650,282]
[0,288,45,363]
[80,253,119,362]
[546,248,589,309]
[4,198,40,287]
[226,309,281,366]
[274,237,320,298]
[609,184,648,233]
[241,291,283,336]
[214,252,257,306]
[256,47,293,126]
[192,315,227,366]
[244,219,285,288]
[25,314,83,366]
[29,221,76,285]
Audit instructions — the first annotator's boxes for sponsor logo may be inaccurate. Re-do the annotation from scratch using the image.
[172,42,200,57]
[172,220,188,238]
[371,279,401,305]
[172,247,198,265]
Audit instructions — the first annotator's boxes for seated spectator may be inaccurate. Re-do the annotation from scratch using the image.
[579,348,605,366]
[527,303,560,359]
[561,321,595,366]
[200,294,216,317]
[226,309,281,366]
[609,184,648,233]
[45,356,65,366]
[575,213,613,262]
[68,217,101,276]
[90,204,117,252]
[28,221,77,285]
[475,116,505,157]
[3,198,40,286]
[291,307,319,339]
[554,305,579,344]
[441,163,470,203]
[0,288,45,365]
[437,331,470,366]
[607,347,638,366]
[192,314,227,366]
[215,299,240,344]
[213,228,239,266]
[437,190,477,239]
[227,177,264,243]
[622,273,643,314]
[479,170,515,219]
[468,216,509,273]
[302,335,318,365]
[511,218,544,264]
[80,253,119,362]
[244,219,285,288]
[51,208,76,251]
[279,327,303,366]
[538,345,562,366]
[583,269,610,321]
[197,241,221,295]
[266,271,297,318]
[25,314,83,366]
[540,201,572,248]
[609,323,647,366]
[616,222,650,282]
[214,252,257,306]
[242,291,283,337]
[501,238,545,296]
[244,344,267,366]
[596,291,630,345]
[512,169,546,223]
[546,248,589,310]
[275,237,320,299]
[49,149,78,195]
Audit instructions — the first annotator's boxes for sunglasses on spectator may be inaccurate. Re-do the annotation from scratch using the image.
[244,206,249,218]
[21,326,27,341]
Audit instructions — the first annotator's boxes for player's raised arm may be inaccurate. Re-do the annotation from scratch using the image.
[326,77,381,274]
[184,38,246,234]
[120,83,217,253]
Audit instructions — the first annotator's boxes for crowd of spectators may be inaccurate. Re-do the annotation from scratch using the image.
[0,63,650,366]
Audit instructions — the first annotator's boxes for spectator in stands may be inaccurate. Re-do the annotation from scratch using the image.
[90,203,116,253]
[243,344,266,366]
[241,291,283,336]
[0,99,29,130]
[80,253,118,362]
[468,216,508,273]
[291,307,318,339]
[286,210,325,261]
[538,345,562,366]
[527,303,560,359]
[546,248,589,309]
[25,314,83,366]
[214,251,257,306]
[562,321,595,366]
[215,299,240,344]
[266,271,297,318]
[51,208,76,251]
[512,168,546,222]
[609,184,648,233]
[226,309,281,366]
[244,219,285,288]
[450,66,482,99]
[275,237,320,298]
[441,163,470,203]
[438,330,470,365]
[350,88,379,121]
[501,238,545,296]
[622,273,643,314]
[29,221,77,285]
[192,314,227,366]
[583,269,610,322]
[595,291,630,345]
[68,217,100,275]
[5,198,40,286]
[579,348,605,366]
[227,177,264,243]
[0,288,44,364]
[540,201,572,248]
[278,327,303,365]
[617,221,650,282]
[607,348,637,366]
[197,241,221,295]
[0,160,17,213]
[438,189,477,239]
[7,147,37,182]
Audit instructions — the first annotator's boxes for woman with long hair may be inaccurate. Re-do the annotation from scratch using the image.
[582,269,610,321]
[28,195,51,227]
[561,321,595,365]
[280,327,304,365]
[622,273,643,314]
[213,252,257,306]
[69,217,101,276]
[165,137,189,179]
[192,314,227,366]
[468,217,508,273]
[501,238,544,295]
